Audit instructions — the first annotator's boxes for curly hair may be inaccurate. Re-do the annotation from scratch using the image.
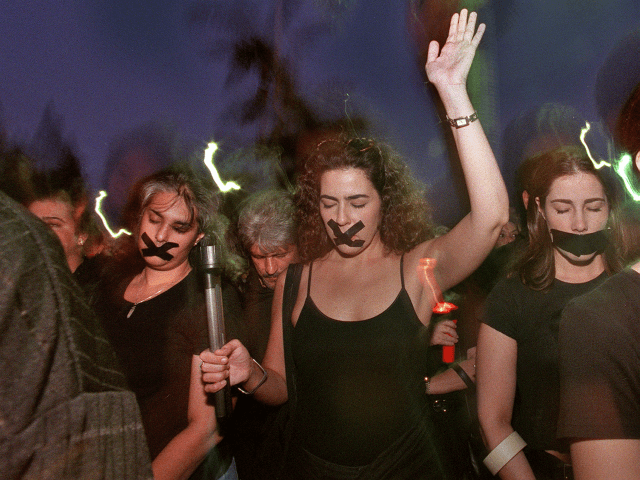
[295,136,434,262]
[516,146,624,291]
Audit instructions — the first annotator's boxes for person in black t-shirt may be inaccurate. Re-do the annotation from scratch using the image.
[477,147,625,480]
[557,81,640,480]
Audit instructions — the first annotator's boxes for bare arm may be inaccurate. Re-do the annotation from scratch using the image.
[477,324,535,480]
[152,355,222,480]
[427,352,475,395]
[412,10,508,291]
[570,439,640,480]
[243,270,289,405]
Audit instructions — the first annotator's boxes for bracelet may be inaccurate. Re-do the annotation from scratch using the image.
[451,362,475,391]
[445,111,478,128]
[483,431,527,475]
[237,358,268,395]
[424,376,432,395]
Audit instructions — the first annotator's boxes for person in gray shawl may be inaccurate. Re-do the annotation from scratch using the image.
[0,190,152,479]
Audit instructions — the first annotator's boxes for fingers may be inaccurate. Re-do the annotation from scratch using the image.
[200,353,230,392]
[440,319,457,329]
[201,365,229,391]
[430,325,459,346]
[204,379,228,394]
[426,39,440,67]
[199,347,229,366]
[199,348,231,388]
[457,9,468,42]
[441,328,459,342]
[438,320,459,340]
[462,10,475,42]
[471,22,486,47]
[447,12,459,42]
[438,335,457,346]
[447,9,483,46]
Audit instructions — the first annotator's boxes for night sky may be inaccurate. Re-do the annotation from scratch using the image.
[2,0,639,224]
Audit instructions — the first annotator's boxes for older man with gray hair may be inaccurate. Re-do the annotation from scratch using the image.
[230,188,298,480]
[238,188,298,290]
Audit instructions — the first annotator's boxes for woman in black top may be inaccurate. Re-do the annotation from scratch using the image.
[97,170,240,480]
[202,10,507,479]
[477,147,625,479]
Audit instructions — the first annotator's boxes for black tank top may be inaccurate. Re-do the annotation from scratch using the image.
[291,256,431,467]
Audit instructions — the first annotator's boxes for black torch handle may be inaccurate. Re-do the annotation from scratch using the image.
[203,272,232,423]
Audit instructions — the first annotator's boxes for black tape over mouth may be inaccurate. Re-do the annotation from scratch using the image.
[141,232,179,260]
[327,219,365,247]
[550,229,609,256]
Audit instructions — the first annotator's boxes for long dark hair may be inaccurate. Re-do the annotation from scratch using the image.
[295,136,434,262]
[516,147,624,291]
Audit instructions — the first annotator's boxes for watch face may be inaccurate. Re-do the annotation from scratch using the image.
[455,118,468,127]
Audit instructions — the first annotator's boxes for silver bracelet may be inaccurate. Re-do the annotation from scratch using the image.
[237,358,268,395]
[425,376,432,395]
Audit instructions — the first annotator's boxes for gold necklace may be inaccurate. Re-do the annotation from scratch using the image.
[126,268,191,318]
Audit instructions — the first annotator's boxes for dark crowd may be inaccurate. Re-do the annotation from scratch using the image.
[1,9,640,480]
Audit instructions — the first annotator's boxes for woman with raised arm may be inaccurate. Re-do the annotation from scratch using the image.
[476,147,625,480]
[202,10,507,479]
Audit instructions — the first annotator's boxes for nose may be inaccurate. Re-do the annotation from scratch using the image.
[335,203,349,226]
[265,257,279,275]
[155,223,170,243]
[572,210,588,233]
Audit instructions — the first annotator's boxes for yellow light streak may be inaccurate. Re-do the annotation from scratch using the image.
[614,153,640,201]
[94,191,132,238]
[203,142,241,192]
[580,122,611,169]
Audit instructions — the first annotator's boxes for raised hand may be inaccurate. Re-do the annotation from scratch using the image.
[425,9,485,88]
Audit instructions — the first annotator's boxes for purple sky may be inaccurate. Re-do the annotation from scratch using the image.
[1,0,639,224]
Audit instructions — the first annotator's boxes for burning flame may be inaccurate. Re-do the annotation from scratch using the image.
[417,258,458,314]
[203,142,241,192]
[94,191,132,238]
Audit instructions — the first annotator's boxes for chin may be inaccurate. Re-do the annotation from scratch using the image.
[332,245,362,257]
[558,249,599,265]
[263,279,277,289]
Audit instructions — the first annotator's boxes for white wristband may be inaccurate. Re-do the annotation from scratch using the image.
[483,431,527,475]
